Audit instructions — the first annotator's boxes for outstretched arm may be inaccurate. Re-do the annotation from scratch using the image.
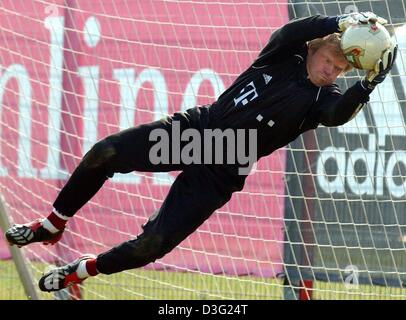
[254,12,388,67]
[253,15,339,66]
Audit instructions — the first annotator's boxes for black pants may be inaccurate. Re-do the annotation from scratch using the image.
[53,106,242,274]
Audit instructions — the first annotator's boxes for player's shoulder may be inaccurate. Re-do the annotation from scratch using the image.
[287,44,309,66]
[295,44,308,60]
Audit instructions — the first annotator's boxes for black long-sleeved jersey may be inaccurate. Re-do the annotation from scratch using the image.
[208,15,372,162]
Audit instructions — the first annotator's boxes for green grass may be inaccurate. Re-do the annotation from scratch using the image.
[0,260,283,300]
[1,260,406,300]
[82,269,284,300]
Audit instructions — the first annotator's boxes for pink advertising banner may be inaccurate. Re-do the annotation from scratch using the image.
[0,0,288,278]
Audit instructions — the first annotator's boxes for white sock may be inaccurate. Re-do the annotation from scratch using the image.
[76,260,90,279]
[41,209,69,234]
[41,218,60,234]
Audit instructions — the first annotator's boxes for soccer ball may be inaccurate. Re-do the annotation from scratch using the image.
[340,22,392,70]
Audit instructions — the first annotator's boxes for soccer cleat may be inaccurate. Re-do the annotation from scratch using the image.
[38,254,96,292]
[5,219,64,247]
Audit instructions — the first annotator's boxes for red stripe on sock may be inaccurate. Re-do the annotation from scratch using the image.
[46,212,67,231]
[86,259,99,276]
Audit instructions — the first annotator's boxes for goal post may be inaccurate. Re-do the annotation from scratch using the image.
[0,0,405,300]
[0,194,40,300]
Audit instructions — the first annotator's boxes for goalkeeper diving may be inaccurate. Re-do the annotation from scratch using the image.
[4,12,398,292]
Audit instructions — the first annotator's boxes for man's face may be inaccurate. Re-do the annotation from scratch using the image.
[306,45,349,87]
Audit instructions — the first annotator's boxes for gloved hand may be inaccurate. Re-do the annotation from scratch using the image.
[337,11,388,32]
[361,43,398,90]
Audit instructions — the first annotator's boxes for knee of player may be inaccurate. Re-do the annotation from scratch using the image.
[82,137,118,170]
[133,233,168,260]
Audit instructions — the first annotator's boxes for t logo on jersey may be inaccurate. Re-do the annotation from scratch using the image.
[233,81,258,108]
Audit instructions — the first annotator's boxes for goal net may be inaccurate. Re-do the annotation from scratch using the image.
[0,0,405,300]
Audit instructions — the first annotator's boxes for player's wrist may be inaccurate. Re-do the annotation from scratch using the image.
[359,79,375,93]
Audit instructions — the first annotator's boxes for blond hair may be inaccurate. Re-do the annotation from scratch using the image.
[308,33,353,73]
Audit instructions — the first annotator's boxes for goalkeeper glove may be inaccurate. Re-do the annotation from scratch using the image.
[337,11,387,33]
[361,44,398,91]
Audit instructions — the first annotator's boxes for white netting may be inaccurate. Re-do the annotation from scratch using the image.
[0,0,405,300]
